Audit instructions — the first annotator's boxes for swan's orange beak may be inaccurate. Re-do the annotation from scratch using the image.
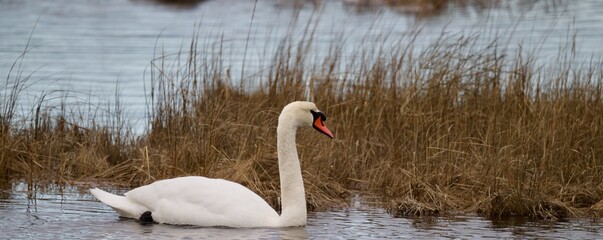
[313,117,333,138]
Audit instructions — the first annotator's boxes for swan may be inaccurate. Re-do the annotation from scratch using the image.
[90,101,333,227]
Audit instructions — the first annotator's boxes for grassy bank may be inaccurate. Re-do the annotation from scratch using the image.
[2,31,603,220]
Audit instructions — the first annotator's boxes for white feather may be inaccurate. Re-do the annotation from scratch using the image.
[90,101,328,227]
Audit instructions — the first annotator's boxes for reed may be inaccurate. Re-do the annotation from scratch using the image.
[1,29,602,220]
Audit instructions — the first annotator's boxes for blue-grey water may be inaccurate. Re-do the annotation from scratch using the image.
[1,181,602,239]
[1,0,603,131]
[2,1,603,238]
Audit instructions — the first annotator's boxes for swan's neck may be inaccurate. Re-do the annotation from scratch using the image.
[277,118,306,227]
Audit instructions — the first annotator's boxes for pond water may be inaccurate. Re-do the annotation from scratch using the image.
[1,0,603,130]
[0,181,602,239]
[2,2,603,238]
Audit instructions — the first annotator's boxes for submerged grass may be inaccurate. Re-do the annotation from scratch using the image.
[2,28,603,221]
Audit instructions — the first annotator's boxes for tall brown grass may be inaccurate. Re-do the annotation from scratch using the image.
[1,30,603,220]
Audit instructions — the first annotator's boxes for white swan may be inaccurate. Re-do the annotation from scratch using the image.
[90,101,333,227]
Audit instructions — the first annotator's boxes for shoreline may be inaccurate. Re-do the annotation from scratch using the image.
[2,30,603,221]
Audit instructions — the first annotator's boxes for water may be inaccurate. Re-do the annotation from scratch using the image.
[2,2,603,237]
[1,0,603,128]
[0,181,601,239]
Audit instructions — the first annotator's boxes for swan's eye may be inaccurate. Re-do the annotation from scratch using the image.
[310,110,326,121]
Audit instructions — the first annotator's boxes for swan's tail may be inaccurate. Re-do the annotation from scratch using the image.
[90,188,146,219]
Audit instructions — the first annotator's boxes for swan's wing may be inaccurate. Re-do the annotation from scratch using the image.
[123,176,280,227]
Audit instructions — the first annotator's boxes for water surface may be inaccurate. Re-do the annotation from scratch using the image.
[2,2,603,239]
[1,0,603,128]
[1,181,602,239]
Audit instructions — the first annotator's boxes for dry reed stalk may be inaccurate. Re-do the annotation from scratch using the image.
[1,28,602,220]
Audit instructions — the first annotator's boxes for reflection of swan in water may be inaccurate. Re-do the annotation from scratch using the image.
[91,101,333,227]
[280,227,309,239]
[124,218,309,239]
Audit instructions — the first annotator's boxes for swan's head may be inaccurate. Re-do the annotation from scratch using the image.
[281,101,333,138]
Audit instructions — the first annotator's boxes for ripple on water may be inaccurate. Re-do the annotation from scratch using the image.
[0,181,602,239]
[2,0,603,134]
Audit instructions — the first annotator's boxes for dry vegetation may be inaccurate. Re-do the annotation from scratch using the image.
[1,29,603,221]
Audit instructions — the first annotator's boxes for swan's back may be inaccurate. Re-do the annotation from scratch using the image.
[116,176,279,227]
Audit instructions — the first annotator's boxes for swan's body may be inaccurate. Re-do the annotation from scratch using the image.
[90,101,333,227]
[91,176,280,227]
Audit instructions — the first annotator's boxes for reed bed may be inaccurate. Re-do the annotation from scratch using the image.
[1,31,603,220]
